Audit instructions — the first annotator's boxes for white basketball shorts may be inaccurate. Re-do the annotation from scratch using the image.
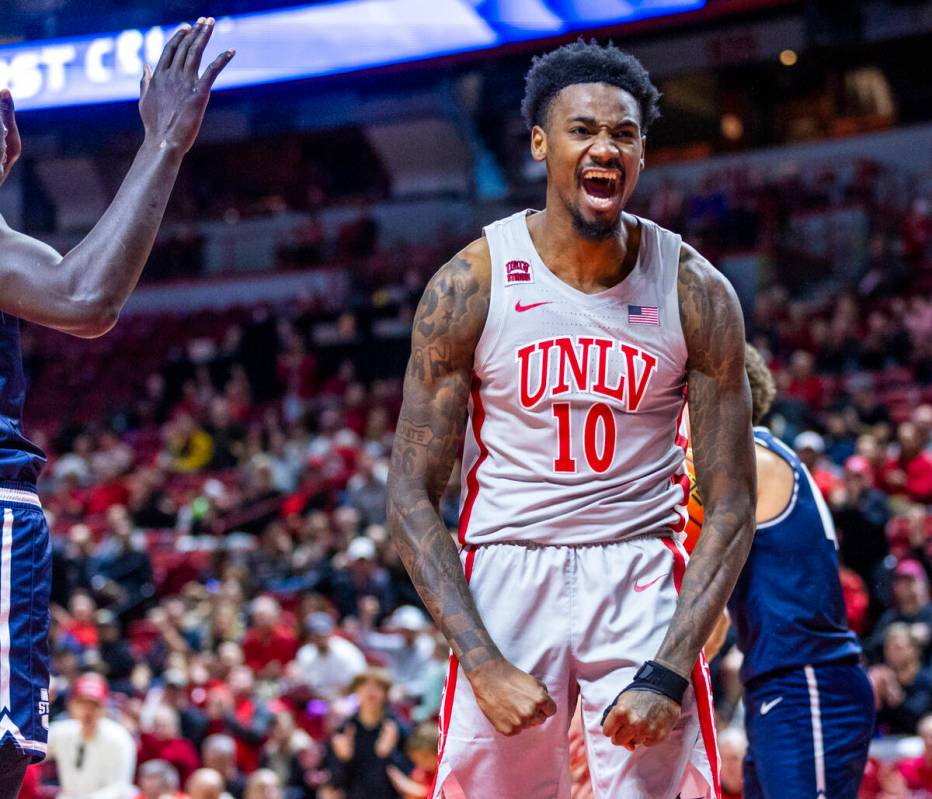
[431,535,720,799]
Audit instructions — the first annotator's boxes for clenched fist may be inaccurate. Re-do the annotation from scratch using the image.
[467,658,557,736]
[602,689,681,750]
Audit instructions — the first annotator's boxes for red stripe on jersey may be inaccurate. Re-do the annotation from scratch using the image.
[662,538,722,799]
[674,392,689,453]
[670,391,690,532]
[458,374,488,546]
[429,547,477,799]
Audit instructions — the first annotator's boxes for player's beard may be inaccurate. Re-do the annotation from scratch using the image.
[570,204,621,240]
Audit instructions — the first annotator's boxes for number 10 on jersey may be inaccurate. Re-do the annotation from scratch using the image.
[552,402,616,474]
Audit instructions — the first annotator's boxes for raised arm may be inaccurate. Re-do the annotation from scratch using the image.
[603,242,755,749]
[0,18,233,337]
[386,240,555,736]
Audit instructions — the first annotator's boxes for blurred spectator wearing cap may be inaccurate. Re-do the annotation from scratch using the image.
[241,597,298,680]
[329,537,393,620]
[325,669,407,799]
[46,673,137,799]
[869,560,932,662]
[894,713,932,794]
[881,422,932,504]
[135,760,183,799]
[831,454,890,613]
[870,624,932,735]
[292,612,366,700]
[794,431,839,498]
[358,604,434,702]
[138,704,200,784]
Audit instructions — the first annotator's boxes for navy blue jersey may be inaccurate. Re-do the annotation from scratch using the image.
[728,427,861,685]
[0,314,45,485]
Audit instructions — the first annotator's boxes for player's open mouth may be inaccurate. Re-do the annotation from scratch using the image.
[580,168,622,208]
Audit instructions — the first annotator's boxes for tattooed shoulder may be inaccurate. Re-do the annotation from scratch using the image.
[676,241,745,373]
[411,238,491,376]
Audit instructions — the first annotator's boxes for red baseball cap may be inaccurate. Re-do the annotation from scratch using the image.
[71,674,108,705]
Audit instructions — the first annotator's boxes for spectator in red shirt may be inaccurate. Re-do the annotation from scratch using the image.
[204,669,271,778]
[241,596,298,679]
[138,705,200,783]
[882,422,932,504]
[58,591,99,650]
[786,350,824,411]
[896,713,932,793]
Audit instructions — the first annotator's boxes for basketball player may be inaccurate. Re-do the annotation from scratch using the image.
[387,40,756,798]
[0,19,232,798]
[708,346,873,799]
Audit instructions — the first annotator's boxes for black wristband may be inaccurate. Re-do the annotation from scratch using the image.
[600,661,689,725]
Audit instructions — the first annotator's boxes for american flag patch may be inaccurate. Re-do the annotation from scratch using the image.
[628,305,660,325]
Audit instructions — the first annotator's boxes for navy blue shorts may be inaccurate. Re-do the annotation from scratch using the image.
[0,491,50,763]
[743,659,874,799]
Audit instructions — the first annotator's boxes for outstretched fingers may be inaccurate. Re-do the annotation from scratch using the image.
[155,23,192,73]
[183,17,215,77]
[171,19,206,77]
[197,48,235,91]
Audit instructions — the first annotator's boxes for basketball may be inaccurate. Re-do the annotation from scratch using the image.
[683,455,704,555]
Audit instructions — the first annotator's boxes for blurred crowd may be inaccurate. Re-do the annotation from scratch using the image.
[15,153,932,799]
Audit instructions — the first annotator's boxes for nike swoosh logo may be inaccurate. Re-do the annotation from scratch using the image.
[515,300,552,312]
[633,574,665,593]
[760,697,783,715]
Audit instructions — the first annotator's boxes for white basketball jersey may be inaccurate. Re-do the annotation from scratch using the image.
[458,210,690,546]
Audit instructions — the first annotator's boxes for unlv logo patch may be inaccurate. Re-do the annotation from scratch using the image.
[506,260,533,284]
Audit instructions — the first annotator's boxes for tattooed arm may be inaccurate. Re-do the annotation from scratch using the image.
[655,243,756,674]
[603,242,755,750]
[387,239,556,736]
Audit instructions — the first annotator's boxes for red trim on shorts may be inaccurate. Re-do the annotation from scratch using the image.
[458,374,488,546]
[429,547,478,799]
[662,538,722,799]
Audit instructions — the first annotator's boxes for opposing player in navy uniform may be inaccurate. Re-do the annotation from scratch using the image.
[0,19,233,798]
[709,345,874,799]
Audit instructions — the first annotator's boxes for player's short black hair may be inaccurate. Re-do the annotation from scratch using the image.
[521,39,661,133]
